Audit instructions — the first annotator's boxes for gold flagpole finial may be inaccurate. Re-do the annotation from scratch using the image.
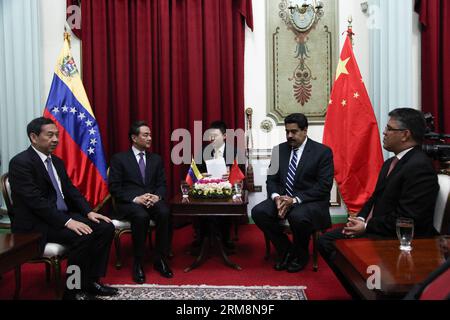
[64,21,72,48]
[347,16,355,46]
[63,31,72,48]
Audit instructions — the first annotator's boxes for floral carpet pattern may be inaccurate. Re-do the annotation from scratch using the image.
[99,285,307,300]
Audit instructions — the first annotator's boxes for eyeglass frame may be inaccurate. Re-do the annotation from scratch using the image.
[385,125,408,132]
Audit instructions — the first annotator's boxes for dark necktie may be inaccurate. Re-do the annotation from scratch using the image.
[45,157,68,212]
[138,152,146,183]
[285,148,299,197]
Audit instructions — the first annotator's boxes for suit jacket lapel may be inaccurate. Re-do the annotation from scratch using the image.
[294,139,312,180]
[145,152,152,185]
[128,150,144,185]
[374,148,418,193]
[280,144,290,185]
[28,147,52,185]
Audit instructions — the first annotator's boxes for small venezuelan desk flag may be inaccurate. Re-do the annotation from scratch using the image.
[43,33,108,208]
[185,159,203,186]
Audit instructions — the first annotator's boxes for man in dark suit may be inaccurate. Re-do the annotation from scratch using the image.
[193,121,246,251]
[318,108,439,298]
[252,113,334,273]
[109,121,172,283]
[9,117,117,300]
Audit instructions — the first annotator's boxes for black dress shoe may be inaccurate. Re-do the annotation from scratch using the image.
[274,252,292,271]
[133,262,146,284]
[154,258,173,278]
[287,256,309,273]
[87,282,119,296]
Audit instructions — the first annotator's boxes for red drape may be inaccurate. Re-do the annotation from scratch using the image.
[79,0,253,198]
[415,0,450,134]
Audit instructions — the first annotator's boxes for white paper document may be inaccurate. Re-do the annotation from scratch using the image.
[205,158,227,179]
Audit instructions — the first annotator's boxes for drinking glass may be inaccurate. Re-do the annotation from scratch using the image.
[233,182,243,198]
[180,182,190,199]
[396,218,414,251]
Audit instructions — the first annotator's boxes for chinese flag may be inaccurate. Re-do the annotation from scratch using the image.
[323,33,383,214]
[228,159,245,186]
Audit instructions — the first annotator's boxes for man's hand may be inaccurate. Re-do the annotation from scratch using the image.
[276,196,294,219]
[342,217,366,237]
[87,211,112,224]
[134,194,151,206]
[148,194,161,207]
[66,220,93,236]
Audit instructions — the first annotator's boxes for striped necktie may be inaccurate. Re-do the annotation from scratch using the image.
[285,148,299,197]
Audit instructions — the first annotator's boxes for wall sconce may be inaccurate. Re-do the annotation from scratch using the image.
[361,2,369,15]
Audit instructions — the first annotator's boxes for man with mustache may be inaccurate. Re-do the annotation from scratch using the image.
[8,117,117,300]
[318,108,439,298]
[252,113,334,272]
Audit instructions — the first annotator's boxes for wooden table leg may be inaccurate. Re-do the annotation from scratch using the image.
[184,236,209,273]
[215,234,242,271]
[14,265,21,300]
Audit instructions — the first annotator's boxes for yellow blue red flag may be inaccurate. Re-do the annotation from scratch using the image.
[185,158,203,186]
[43,33,108,208]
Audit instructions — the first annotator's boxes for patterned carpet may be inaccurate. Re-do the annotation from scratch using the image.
[99,285,307,300]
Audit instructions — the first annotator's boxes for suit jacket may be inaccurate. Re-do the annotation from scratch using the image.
[267,139,334,229]
[359,147,439,237]
[109,150,167,219]
[9,147,92,251]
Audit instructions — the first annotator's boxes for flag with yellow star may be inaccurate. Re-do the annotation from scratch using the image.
[323,32,384,214]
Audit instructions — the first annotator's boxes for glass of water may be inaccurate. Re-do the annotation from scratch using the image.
[396,218,414,252]
[233,182,243,198]
[180,182,190,199]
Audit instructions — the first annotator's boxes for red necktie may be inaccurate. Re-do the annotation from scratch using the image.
[387,156,399,177]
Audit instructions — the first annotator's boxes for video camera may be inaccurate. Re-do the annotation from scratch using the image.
[422,113,450,162]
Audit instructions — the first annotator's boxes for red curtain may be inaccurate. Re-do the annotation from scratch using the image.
[79,0,253,197]
[415,0,450,135]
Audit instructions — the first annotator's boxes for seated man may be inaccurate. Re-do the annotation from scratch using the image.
[9,117,117,300]
[109,121,173,284]
[193,120,245,251]
[318,108,439,297]
[252,113,334,272]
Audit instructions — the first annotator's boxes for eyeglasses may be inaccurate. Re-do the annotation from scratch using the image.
[385,125,408,132]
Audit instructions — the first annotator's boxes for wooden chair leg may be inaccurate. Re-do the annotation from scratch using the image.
[45,262,51,283]
[14,265,21,300]
[52,257,63,299]
[312,231,320,272]
[114,230,123,270]
[264,233,271,260]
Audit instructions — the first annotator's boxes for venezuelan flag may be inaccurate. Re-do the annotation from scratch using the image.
[43,33,108,208]
[185,159,203,186]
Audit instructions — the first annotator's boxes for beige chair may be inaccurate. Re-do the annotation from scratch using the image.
[1,173,68,298]
[263,220,323,272]
[434,173,450,235]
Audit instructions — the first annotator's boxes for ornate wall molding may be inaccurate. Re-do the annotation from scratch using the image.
[266,0,339,124]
